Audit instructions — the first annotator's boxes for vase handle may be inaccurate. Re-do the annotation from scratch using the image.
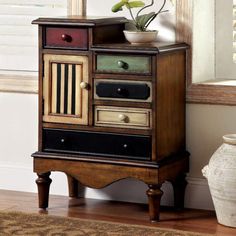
[202,165,209,179]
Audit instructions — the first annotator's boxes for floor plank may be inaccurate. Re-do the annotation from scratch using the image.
[0,189,235,236]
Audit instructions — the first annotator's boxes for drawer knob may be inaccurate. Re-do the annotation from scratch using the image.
[80,82,89,90]
[117,60,128,69]
[117,87,128,96]
[118,114,128,122]
[61,34,72,42]
[60,138,65,143]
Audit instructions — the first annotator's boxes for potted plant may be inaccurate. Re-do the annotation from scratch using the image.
[112,0,171,44]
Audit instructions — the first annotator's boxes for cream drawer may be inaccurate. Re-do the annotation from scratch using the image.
[95,106,151,129]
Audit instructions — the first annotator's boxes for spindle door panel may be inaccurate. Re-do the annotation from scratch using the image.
[43,54,89,125]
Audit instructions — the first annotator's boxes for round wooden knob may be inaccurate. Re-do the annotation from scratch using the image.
[61,34,72,42]
[118,114,128,122]
[80,82,89,90]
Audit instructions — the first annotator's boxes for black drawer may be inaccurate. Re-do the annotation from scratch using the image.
[95,81,151,100]
[43,129,152,161]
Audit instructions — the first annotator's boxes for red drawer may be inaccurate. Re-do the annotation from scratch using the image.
[45,27,88,49]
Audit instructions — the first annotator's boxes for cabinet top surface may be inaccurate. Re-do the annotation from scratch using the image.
[91,42,189,54]
[32,16,128,26]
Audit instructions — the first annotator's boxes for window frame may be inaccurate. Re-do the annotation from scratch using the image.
[176,0,236,105]
[0,0,85,94]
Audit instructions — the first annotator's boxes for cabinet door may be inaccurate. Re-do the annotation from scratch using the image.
[43,54,89,125]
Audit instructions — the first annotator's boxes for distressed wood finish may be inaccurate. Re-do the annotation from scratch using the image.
[33,151,189,221]
[156,52,186,161]
[43,54,89,125]
[42,129,152,161]
[33,16,189,222]
[45,27,88,50]
[35,172,52,209]
[95,106,152,129]
[96,54,151,75]
[94,79,152,102]
[66,174,79,198]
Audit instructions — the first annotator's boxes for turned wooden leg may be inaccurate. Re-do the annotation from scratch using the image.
[171,174,187,210]
[67,174,79,198]
[146,184,163,222]
[36,172,52,209]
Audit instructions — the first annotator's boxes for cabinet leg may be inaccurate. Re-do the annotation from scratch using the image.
[36,172,52,209]
[171,174,187,210]
[146,184,163,222]
[67,174,79,198]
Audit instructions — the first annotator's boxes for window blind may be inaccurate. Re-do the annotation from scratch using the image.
[0,0,67,74]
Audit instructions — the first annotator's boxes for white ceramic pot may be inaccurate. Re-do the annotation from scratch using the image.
[202,134,236,227]
[123,30,158,44]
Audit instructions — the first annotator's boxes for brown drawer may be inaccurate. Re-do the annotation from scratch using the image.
[95,106,152,129]
[45,27,88,49]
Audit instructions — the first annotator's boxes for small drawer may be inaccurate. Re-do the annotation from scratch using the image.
[96,54,151,74]
[45,27,88,49]
[94,79,152,102]
[95,106,151,129]
[43,129,151,161]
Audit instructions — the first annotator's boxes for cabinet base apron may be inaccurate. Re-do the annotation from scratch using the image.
[33,151,189,222]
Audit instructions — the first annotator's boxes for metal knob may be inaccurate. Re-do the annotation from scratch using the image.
[117,88,124,95]
[80,82,89,90]
[60,138,65,143]
[123,144,128,149]
[61,34,72,42]
[117,60,128,69]
[118,114,128,122]
[116,87,128,97]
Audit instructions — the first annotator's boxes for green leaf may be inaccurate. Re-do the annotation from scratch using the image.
[112,0,127,12]
[126,1,145,9]
[136,12,156,31]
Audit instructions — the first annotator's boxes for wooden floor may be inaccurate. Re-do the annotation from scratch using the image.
[0,190,235,236]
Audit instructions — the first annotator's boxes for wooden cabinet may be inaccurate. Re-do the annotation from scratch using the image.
[32,16,189,222]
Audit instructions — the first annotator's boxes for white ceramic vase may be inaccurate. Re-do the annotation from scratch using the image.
[202,134,236,227]
[123,30,158,44]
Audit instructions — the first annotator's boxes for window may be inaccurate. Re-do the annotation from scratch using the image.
[0,0,84,93]
[176,0,236,105]
[215,0,236,80]
[0,0,67,75]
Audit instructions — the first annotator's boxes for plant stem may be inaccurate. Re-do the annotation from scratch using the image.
[127,3,136,23]
[144,0,167,29]
[155,0,167,16]
[136,0,154,18]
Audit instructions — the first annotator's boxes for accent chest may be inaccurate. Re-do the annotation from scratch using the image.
[32,16,189,222]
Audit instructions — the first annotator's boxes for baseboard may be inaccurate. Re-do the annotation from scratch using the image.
[0,164,214,210]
